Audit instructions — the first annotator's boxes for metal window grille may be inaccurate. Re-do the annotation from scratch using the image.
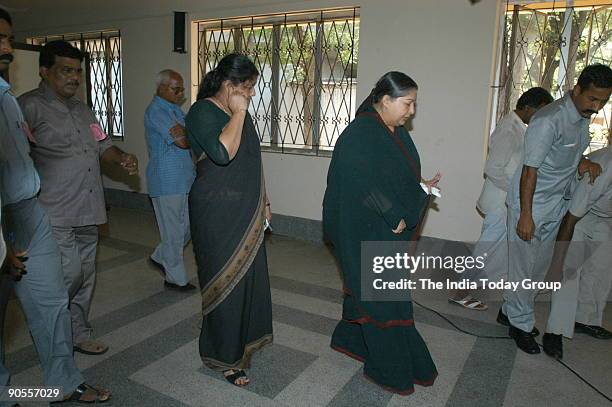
[195,8,360,155]
[494,1,612,152]
[30,31,124,139]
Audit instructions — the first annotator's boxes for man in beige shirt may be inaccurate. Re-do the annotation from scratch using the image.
[19,40,138,355]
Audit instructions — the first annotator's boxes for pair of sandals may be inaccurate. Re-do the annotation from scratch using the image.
[448,295,488,311]
[224,369,249,386]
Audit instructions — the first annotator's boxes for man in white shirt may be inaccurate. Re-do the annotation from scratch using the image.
[449,88,553,311]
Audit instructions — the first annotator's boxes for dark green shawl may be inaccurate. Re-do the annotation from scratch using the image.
[323,105,429,323]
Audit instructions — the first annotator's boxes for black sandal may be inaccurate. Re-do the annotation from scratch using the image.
[51,383,111,404]
[224,370,249,387]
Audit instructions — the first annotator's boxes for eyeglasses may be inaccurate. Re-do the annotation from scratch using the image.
[168,86,185,95]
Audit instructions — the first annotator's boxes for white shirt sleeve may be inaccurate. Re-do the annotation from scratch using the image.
[484,120,521,192]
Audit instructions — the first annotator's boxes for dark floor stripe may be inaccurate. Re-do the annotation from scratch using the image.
[272,303,338,336]
[327,369,393,407]
[96,236,153,274]
[444,337,517,407]
[97,252,147,273]
[99,236,153,255]
[269,275,342,304]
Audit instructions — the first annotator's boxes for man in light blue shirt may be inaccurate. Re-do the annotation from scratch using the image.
[0,8,110,404]
[500,64,612,355]
[144,69,196,290]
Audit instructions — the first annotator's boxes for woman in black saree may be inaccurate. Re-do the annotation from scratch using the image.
[185,53,273,387]
[323,72,439,395]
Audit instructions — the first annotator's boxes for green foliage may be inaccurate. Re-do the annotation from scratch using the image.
[206,19,360,83]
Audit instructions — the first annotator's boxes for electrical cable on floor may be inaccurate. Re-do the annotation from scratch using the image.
[412,300,612,403]
[413,300,510,339]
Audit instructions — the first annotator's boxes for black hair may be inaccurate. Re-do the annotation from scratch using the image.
[516,87,553,110]
[356,71,418,114]
[197,53,259,100]
[577,63,612,90]
[39,40,83,68]
[0,8,12,26]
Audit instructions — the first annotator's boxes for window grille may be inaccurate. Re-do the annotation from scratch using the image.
[195,8,360,155]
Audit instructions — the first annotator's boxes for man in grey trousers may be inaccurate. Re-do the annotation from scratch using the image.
[543,142,612,359]
[18,40,138,355]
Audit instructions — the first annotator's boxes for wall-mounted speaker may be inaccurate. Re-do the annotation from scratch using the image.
[173,11,186,53]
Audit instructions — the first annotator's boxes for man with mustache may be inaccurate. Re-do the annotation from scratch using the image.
[0,8,110,404]
[18,40,138,356]
[144,69,195,291]
[500,64,612,355]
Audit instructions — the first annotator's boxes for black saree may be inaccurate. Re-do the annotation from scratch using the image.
[186,99,273,371]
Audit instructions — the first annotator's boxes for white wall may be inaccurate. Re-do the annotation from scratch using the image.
[12,0,502,241]
[9,49,40,96]
[355,0,501,240]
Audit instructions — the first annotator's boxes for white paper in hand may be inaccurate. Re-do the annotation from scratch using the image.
[420,182,442,198]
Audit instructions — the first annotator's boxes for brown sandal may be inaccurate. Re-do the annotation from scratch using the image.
[73,340,109,355]
[51,383,111,404]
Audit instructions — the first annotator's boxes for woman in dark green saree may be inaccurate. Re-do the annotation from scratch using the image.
[185,54,273,387]
[323,72,439,395]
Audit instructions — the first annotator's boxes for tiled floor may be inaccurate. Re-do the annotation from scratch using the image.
[3,208,611,406]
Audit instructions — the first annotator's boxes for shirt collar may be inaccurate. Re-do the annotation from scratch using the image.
[509,110,527,128]
[153,95,178,110]
[0,76,10,94]
[563,91,587,124]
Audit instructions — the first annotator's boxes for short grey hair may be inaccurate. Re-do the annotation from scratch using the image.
[156,69,179,90]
